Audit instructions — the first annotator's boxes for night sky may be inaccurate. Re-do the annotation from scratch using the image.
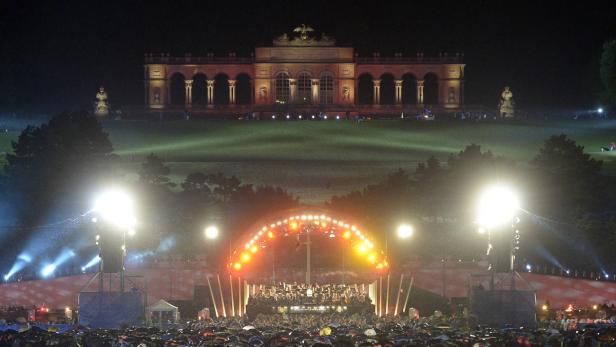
[1,1,615,114]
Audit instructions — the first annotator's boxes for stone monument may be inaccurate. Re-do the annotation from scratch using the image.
[498,86,515,118]
[94,86,109,116]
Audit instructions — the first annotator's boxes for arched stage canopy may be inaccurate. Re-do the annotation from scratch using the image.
[228,209,388,274]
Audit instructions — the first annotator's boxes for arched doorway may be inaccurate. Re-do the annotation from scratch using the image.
[424,73,439,105]
[192,73,207,105]
[275,72,290,103]
[214,73,230,105]
[357,74,373,105]
[402,73,417,104]
[380,73,395,105]
[319,73,334,105]
[297,72,312,104]
[236,73,252,105]
[169,73,186,106]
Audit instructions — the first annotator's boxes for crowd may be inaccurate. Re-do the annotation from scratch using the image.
[248,283,371,306]
[4,311,616,346]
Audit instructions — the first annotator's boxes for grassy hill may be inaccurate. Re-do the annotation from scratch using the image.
[2,119,616,204]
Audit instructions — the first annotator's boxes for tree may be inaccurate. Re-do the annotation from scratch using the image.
[181,172,209,192]
[1,111,114,224]
[530,134,605,219]
[138,153,175,188]
[600,40,616,107]
[205,173,242,203]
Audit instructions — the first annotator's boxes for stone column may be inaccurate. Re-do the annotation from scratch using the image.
[229,80,236,105]
[207,80,215,105]
[144,66,149,106]
[185,80,193,106]
[373,79,381,105]
[144,81,149,106]
[289,78,297,103]
[166,79,171,105]
[395,80,403,104]
[311,79,320,104]
[416,80,424,104]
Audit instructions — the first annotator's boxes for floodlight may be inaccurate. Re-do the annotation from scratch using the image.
[41,264,56,277]
[93,189,136,229]
[397,224,413,239]
[476,185,520,228]
[205,225,219,239]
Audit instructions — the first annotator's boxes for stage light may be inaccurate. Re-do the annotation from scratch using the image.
[526,264,532,272]
[128,229,136,237]
[290,221,298,230]
[397,224,413,239]
[541,304,548,311]
[241,253,251,262]
[357,244,367,254]
[477,185,520,228]
[41,264,56,277]
[233,263,242,270]
[343,231,351,239]
[598,107,604,114]
[268,231,274,239]
[593,304,598,310]
[93,189,136,229]
[329,233,335,238]
[17,254,32,263]
[250,245,258,253]
[204,225,219,239]
[81,255,101,271]
[368,253,376,263]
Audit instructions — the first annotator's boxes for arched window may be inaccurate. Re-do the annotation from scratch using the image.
[169,73,186,106]
[235,73,252,105]
[357,74,374,105]
[424,73,439,105]
[192,73,207,105]
[380,73,395,105]
[275,72,290,103]
[297,72,312,104]
[402,74,417,104]
[320,73,334,105]
[214,73,229,105]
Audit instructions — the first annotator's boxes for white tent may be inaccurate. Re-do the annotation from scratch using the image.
[148,299,179,325]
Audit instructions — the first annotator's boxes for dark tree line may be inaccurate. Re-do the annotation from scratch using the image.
[0,112,298,269]
[1,112,615,273]
[327,137,616,271]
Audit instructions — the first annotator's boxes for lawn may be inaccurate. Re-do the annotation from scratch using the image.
[2,119,616,204]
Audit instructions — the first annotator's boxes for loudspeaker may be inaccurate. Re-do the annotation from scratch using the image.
[470,286,536,328]
[99,235,123,273]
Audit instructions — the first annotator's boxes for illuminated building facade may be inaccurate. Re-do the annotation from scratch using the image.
[143,26,465,117]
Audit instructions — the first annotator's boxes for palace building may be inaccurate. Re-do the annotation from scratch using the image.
[143,25,465,117]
